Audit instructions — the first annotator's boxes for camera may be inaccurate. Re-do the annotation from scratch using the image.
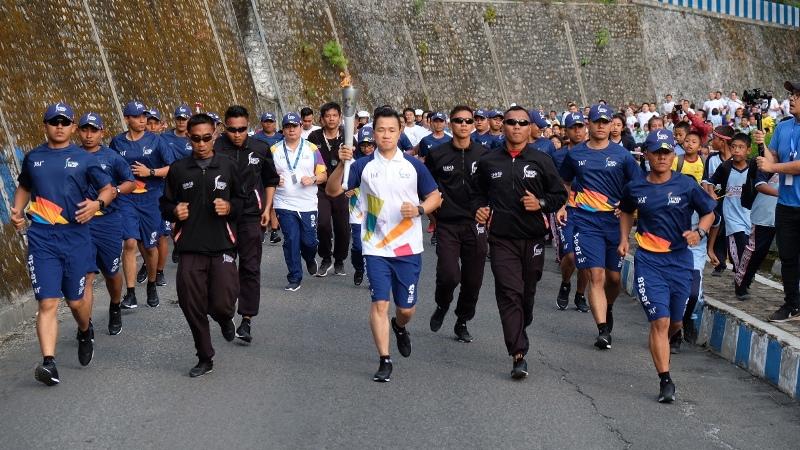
[742,88,772,113]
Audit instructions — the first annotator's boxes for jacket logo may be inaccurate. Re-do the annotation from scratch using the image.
[667,192,682,205]
[523,165,537,179]
[223,254,234,263]
[248,152,259,165]
[143,147,153,156]
[443,165,454,172]
[533,244,543,257]
[64,158,79,168]
[490,171,503,179]
[471,161,478,175]
[182,181,193,190]
[213,175,227,191]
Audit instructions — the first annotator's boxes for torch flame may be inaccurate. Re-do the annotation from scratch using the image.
[340,71,352,88]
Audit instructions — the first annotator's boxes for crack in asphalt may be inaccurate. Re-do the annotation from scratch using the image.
[535,349,633,449]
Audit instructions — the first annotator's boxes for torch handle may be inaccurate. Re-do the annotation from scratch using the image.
[341,85,357,189]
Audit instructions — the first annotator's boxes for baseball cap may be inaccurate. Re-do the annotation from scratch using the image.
[282,112,301,127]
[358,127,375,144]
[487,109,503,119]
[588,104,614,122]
[474,109,487,119]
[123,101,147,117]
[78,112,104,130]
[147,109,162,121]
[414,109,423,116]
[528,109,549,128]
[174,104,192,119]
[643,129,675,152]
[357,110,370,119]
[260,112,276,122]
[43,102,75,122]
[785,80,800,93]
[563,112,585,128]
[207,112,221,124]
[430,112,446,121]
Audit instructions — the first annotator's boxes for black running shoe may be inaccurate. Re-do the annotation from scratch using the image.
[735,285,751,300]
[155,271,166,287]
[429,306,447,332]
[511,356,528,379]
[334,261,346,276]
[658,380,676,403]
[373,357,392,382]
[269,230,282,244]
[306,259,318,276]
[354,270,364,286]
[768,304,800,322]
[235,319,252,343]
[77,326,94,367]
[189,360,214,378]
[454,320,473,343]
[391,317,412,357]
[136,264,147,284]
[670,332,681,354]
[574,293,589,313]
[34,361,60,386]
[121,291,137,309]
[108,303,122,335]
[146,283,159,308]
[221,318,236,342]
[316,260,332,277]
[556,282,570,310]
[284,282,301,292]
[594,332,612,350]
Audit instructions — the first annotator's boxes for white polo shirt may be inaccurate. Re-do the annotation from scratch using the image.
[270,138,326,212]
[347,148,438,257]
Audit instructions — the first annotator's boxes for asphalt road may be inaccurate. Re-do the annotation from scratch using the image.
[1,235,799,450]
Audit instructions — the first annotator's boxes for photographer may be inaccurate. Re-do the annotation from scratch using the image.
[755,81,800,322]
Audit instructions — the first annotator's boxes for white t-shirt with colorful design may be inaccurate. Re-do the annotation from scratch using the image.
[270,138,326,212]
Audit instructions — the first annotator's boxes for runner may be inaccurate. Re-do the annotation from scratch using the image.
[300,107,320,139]
[559,104,641,350]
[487,109,505,147]
[402,107,429,147]
[618,129,716,402]
[528,109,556,155]
[326,107,442,383]
[416,112,451,162]
[307,102,355,277]
[554,112,589,312]
[346,127,377,286]
[146,109,163,134]
[252,112,283,147]
[214,105,279,343]
[77,112,135,336]
[11,103,115,385]
[160,113,244,377]
[424,106,486,342]
[472,105,568,378]
[110,101,175,309]
[472,109,500,150]
[271,112,327,291]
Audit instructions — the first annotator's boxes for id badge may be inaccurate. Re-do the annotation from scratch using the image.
[291,173,298,184]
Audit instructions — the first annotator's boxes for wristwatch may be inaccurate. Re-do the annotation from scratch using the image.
[149,168,156,177]
[417,206,425,217]
[98,199,106,210]
[696,228,707,239]
[115,186,121,195]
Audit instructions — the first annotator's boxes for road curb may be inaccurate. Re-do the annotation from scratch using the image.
[621,257,800,399]
[0,295,36,338]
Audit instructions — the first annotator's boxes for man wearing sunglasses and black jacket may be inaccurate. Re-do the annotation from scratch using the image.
[160,113,246,378]
[425,105,487,343]
[472,106,568,379]
[214,105,280,344]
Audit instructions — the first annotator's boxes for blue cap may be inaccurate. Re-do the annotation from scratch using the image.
[474,109,487,118]
[43,102,75,122]
[123,101,147,117]
[207,112,221,124]
[588,104,614,122]
[260,112,276,122]
[430,112,446,121]
[78,112,104,129]
[147,109,162,121]
[174,105,192,119]
[644,129,675,152]
[563,112,585,128]
[282,112,301,127]
[358,127,375,144]
[528,109,549,128]
[487,109,504,119]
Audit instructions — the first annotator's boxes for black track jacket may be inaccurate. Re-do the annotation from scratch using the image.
[213,134,279,223]
[425,140,487,224]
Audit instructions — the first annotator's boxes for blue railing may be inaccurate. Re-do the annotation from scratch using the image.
[658,0,800,27]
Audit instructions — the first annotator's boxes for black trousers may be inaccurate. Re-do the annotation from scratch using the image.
[734,224,776,290]
[317,190,350,263]
[727,231,749,274]
[713,219,727,270]
[434,221,488,322]
[776,204,800,308]
[176,252,238,361]
[236,220,263,317]
[489,236,545,356]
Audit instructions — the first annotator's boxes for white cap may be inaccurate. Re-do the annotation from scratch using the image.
[357,110,370,118]
[414,109,423,116]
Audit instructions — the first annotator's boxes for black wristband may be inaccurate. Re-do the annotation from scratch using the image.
[417,205,425,217]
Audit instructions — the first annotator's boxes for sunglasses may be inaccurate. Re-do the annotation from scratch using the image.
[451,118,475,125]
[46,117,72,127]
[189,134,214,143]
[503,119,530,127]
[226,126,248,134]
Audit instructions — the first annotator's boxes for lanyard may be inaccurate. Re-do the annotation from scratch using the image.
[282,140,304,173]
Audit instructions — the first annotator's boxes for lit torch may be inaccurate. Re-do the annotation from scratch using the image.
[340,71,357,190]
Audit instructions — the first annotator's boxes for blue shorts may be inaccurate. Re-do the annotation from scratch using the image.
[89,213,123,276]
[556,208,576,258]
[27,223,93,301]
[572,210,623,272]
[118,192,162,248]
[161,220,172,237]
[364,254,421,308]
[634,248,692,322]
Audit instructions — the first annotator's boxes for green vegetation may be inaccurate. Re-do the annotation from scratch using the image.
[599,0,616,5]
[595,27,611,49]
[484,5,497,24]
[412,0,426,16]
[417,41,429,58]
[580,57,591,67]
[322,40,348,71]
